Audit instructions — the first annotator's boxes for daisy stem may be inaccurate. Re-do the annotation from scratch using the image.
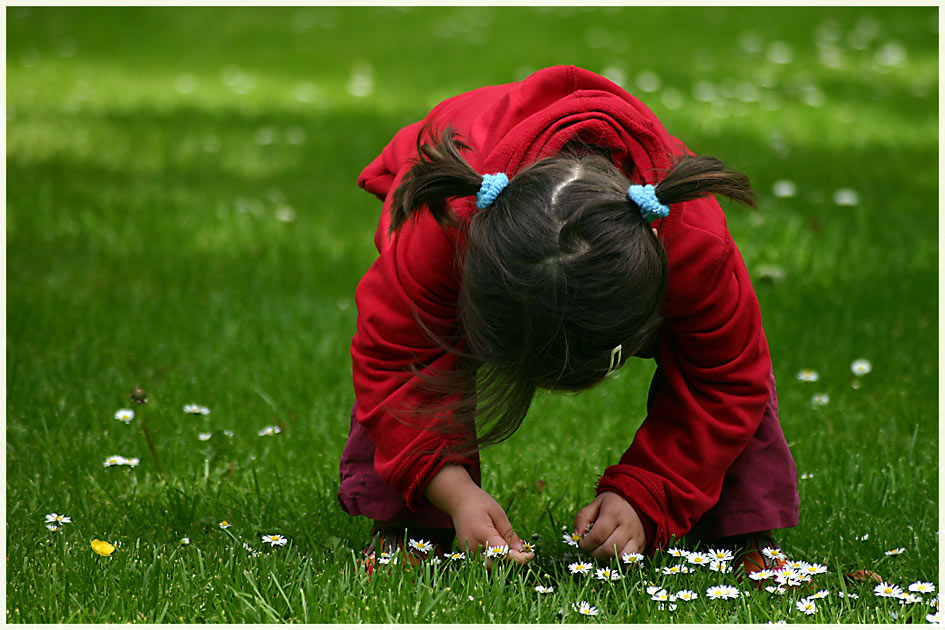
[139,418,164,476]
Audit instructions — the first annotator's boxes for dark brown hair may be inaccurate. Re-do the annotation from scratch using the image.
[389,126,756,455]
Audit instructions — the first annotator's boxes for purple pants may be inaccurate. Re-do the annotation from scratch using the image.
[338,368,799,540]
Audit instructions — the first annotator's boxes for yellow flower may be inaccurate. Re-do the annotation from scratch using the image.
[91,539,116,557]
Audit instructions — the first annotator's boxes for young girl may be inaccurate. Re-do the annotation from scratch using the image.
[338,65,798,571]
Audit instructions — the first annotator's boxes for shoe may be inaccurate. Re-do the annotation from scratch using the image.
[360,525,453,577]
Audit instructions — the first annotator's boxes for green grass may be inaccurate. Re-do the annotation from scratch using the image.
[5,5,939,624]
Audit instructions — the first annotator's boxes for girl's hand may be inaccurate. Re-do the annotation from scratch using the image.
[424,464,534,567]
[573,491,646,560]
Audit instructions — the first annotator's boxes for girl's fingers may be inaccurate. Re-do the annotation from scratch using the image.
[573,496,603,539]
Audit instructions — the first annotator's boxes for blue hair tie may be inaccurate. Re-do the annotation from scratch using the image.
[628,184,670,223]
[476,173,509,209]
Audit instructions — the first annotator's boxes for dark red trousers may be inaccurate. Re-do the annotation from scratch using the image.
[338,368,799,541]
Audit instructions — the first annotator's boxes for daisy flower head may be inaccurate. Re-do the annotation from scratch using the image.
[749,569,775,581]
[709,560,733,573]
[762,547,786,560]
[785,559,810,571]
[103,455,127,467]
[909,582,935,594]
[114,409,135,423]
[484,544,508,558]
[198,432,212,441]
[766,585,787,595]
[183,404,211,415]
[408,538,434,554]
[775,567,808,584]
[796,369,819,382]
[901,593,924,605]
[572,601,598,616]
[261,534,287,547]
[663,564,692,575]
[721,585,740,600]
[429,556,442,565]
[875,582,904,598]
[810,590,830,600]
[885,547,906,556]
[706,585,726,600]
[802,562,828,576]
[851,358,872,376]
[596,567,623,581]
[708,548,735,562]
[377,551,397,565]
[562,532,583,547]
[646,584,665,595]
[800,472,814,480]
[667,547,688,557]
[520,541,535,553]
[676,589,698,602]
[930,595,939,608]
[46,524,60,532]
[445,551,465,561]
[218,520,231,529]
[45,513,71,524]
[650,589,671,602]
[568,560,593,575]
[796,597,818,615]
[686,551,710,565]
[258,425,281,436]
[125,457,139,468]
[535,585,553,594]
[181,537,190,545]
[812,393,830,406]
[621,552,644,564]
[927,611,941,625]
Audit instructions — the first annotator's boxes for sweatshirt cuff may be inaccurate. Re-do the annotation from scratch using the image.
[596,464,669,556]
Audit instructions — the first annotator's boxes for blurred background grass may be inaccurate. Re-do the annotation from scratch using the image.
[5,5,939,623]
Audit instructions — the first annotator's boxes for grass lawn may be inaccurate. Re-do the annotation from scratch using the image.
[5,5,939,624]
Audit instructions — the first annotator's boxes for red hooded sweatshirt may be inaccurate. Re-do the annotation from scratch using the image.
[353,65,771,554]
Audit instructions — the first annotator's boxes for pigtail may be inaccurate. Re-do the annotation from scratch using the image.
[388,126,484,234]
[654,155,757,209]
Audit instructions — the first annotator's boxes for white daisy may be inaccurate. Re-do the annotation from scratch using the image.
[181,537,190,545]
[708,548,735,562]
[520,541,535,553]
[749,569,775,581]
[801,472,814,480]
[45,513,71,524]
[686,551,710,565]
[621,552,644,564]
[762,547,786,560]
[910,582,936,594]
[775,568,808,584]
[766,585,787,595]
[875,582,904,598]
[125,457,139,468]
[676,589,698,602]
[218,520,231,529]
[595,567,623,581]
[885,547,906,556]
[562,532,583,547]
[663,564,692,575]
[650,589,671,602]
[646,585,665,596]
[114,409,135,423]
[927,611,940,624]
[810,590,830,600]
[667,547,688,557]
[484,544,508,558]
[445,552,465,561]
[572,601,598,616]
[535,585,553,594]
[198,432,213,441]
[46,524,60,532]
[851,359,872,376]
[709,560,733,573]
[796,598,818,615]
[429,556,442,564]
[183,404,211,415]
[802,562,828,575]
[377,551,397,565]
[901,593,924,605]
[408,539,434,554]
[721,585,740,600]
[785,559,810,571]
[706,585,727,600]
[812,393,830,406]
[258,425,281,436]
[568,560,593,575]
[848,593,859,600]
[796,369,819,382]
[103,455,127,467]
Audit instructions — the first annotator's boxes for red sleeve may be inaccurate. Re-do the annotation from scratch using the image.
[596,198,771,555]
